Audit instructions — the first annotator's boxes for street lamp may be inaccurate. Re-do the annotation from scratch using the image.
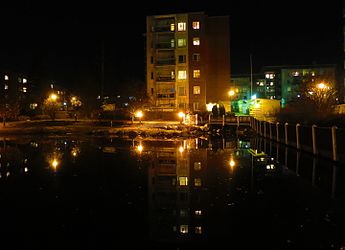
[136,110,143,124]
[228,90,235,113]
[178,111,185,124]
[49,93,58,102]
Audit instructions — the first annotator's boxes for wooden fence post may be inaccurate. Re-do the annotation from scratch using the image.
[312,124,318,155]
[331,126,337,161]
[296,123,300,150]
[284,122,289,145]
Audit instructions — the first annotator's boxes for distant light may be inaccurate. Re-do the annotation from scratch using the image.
[228,90,235,97]
[251,94,257,100]
[297,94,300,98]
[137,144,143,153]
[206,103,216,111]
[178,112,185,118]
[51,159,59,170]
[50,94,58,101]
[179,146,184,153]
[317,83,326,89]
[229,159,235,168]
[136,110,143,118]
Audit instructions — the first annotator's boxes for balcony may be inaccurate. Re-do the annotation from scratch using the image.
[156,58,175,66]
[155,42,174,49]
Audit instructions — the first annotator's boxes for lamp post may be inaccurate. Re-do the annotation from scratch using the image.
[136,110,143,125]
[228,90,235,113]
[178,111,185,125]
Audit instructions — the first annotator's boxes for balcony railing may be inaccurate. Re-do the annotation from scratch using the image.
[156,58,175,66]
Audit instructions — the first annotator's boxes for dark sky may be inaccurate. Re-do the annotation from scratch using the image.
[0,1,342,96]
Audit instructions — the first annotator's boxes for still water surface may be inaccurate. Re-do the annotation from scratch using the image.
[0,136,344,249]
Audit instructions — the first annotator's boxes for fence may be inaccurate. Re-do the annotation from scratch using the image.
[251,117,345,163]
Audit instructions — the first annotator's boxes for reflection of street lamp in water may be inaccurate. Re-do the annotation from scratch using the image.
[228,90,235,113]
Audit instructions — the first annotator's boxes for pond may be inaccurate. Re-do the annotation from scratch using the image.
[0,135,343,249]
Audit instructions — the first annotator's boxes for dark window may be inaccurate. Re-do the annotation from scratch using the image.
[178,55,186,63]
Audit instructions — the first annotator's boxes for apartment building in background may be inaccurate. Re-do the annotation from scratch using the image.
[146,12,230,112]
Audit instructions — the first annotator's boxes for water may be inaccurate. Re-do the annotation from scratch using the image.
[0,135,343,249]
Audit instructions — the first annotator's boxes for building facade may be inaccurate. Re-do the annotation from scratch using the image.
[146,12,230,112]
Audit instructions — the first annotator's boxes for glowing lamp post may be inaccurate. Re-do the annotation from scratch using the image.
[50,93,58,102]
[317,83,327,90]
[178,112,185,125]
[228,90,235,113]
[136,110,143,125]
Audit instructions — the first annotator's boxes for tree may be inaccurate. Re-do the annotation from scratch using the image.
[277,79,338,123]
[0,101,21,126]
[42,94,60,120]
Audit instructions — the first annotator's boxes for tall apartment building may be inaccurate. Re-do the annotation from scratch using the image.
[146,12,230,112]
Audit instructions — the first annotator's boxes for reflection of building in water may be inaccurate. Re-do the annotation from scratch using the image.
[148,139,207,243]
[0,139,29,179]
[146,137,284,244]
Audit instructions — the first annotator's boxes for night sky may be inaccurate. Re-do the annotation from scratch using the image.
[0,1,342,97]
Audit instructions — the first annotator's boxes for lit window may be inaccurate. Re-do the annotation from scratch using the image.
[171,39,175,48]
[178,86,185,96]
[194,162,201,170]
[171,71,175,79]
[270,82,274,86]
[170,23,175,31]
[193,53,200,61]
[177,22,186,31]
[195,210,202,216]
[194,178,202,187]
[177,38,186,47]
[4,75,9,80]
[4,84,8,90]
[193,70,200,78]
[30,103,38,109]
[179,176,188,186]
[195,226,202,234]
[22,87,27,93]
[192,21,200,29]
[265,73,274,79]
[292,71,299,77]
[180,225,188,234]
[178,70,187,80]
[193,37,200,46]
[193,86,200,95]
[18,77,22,83]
